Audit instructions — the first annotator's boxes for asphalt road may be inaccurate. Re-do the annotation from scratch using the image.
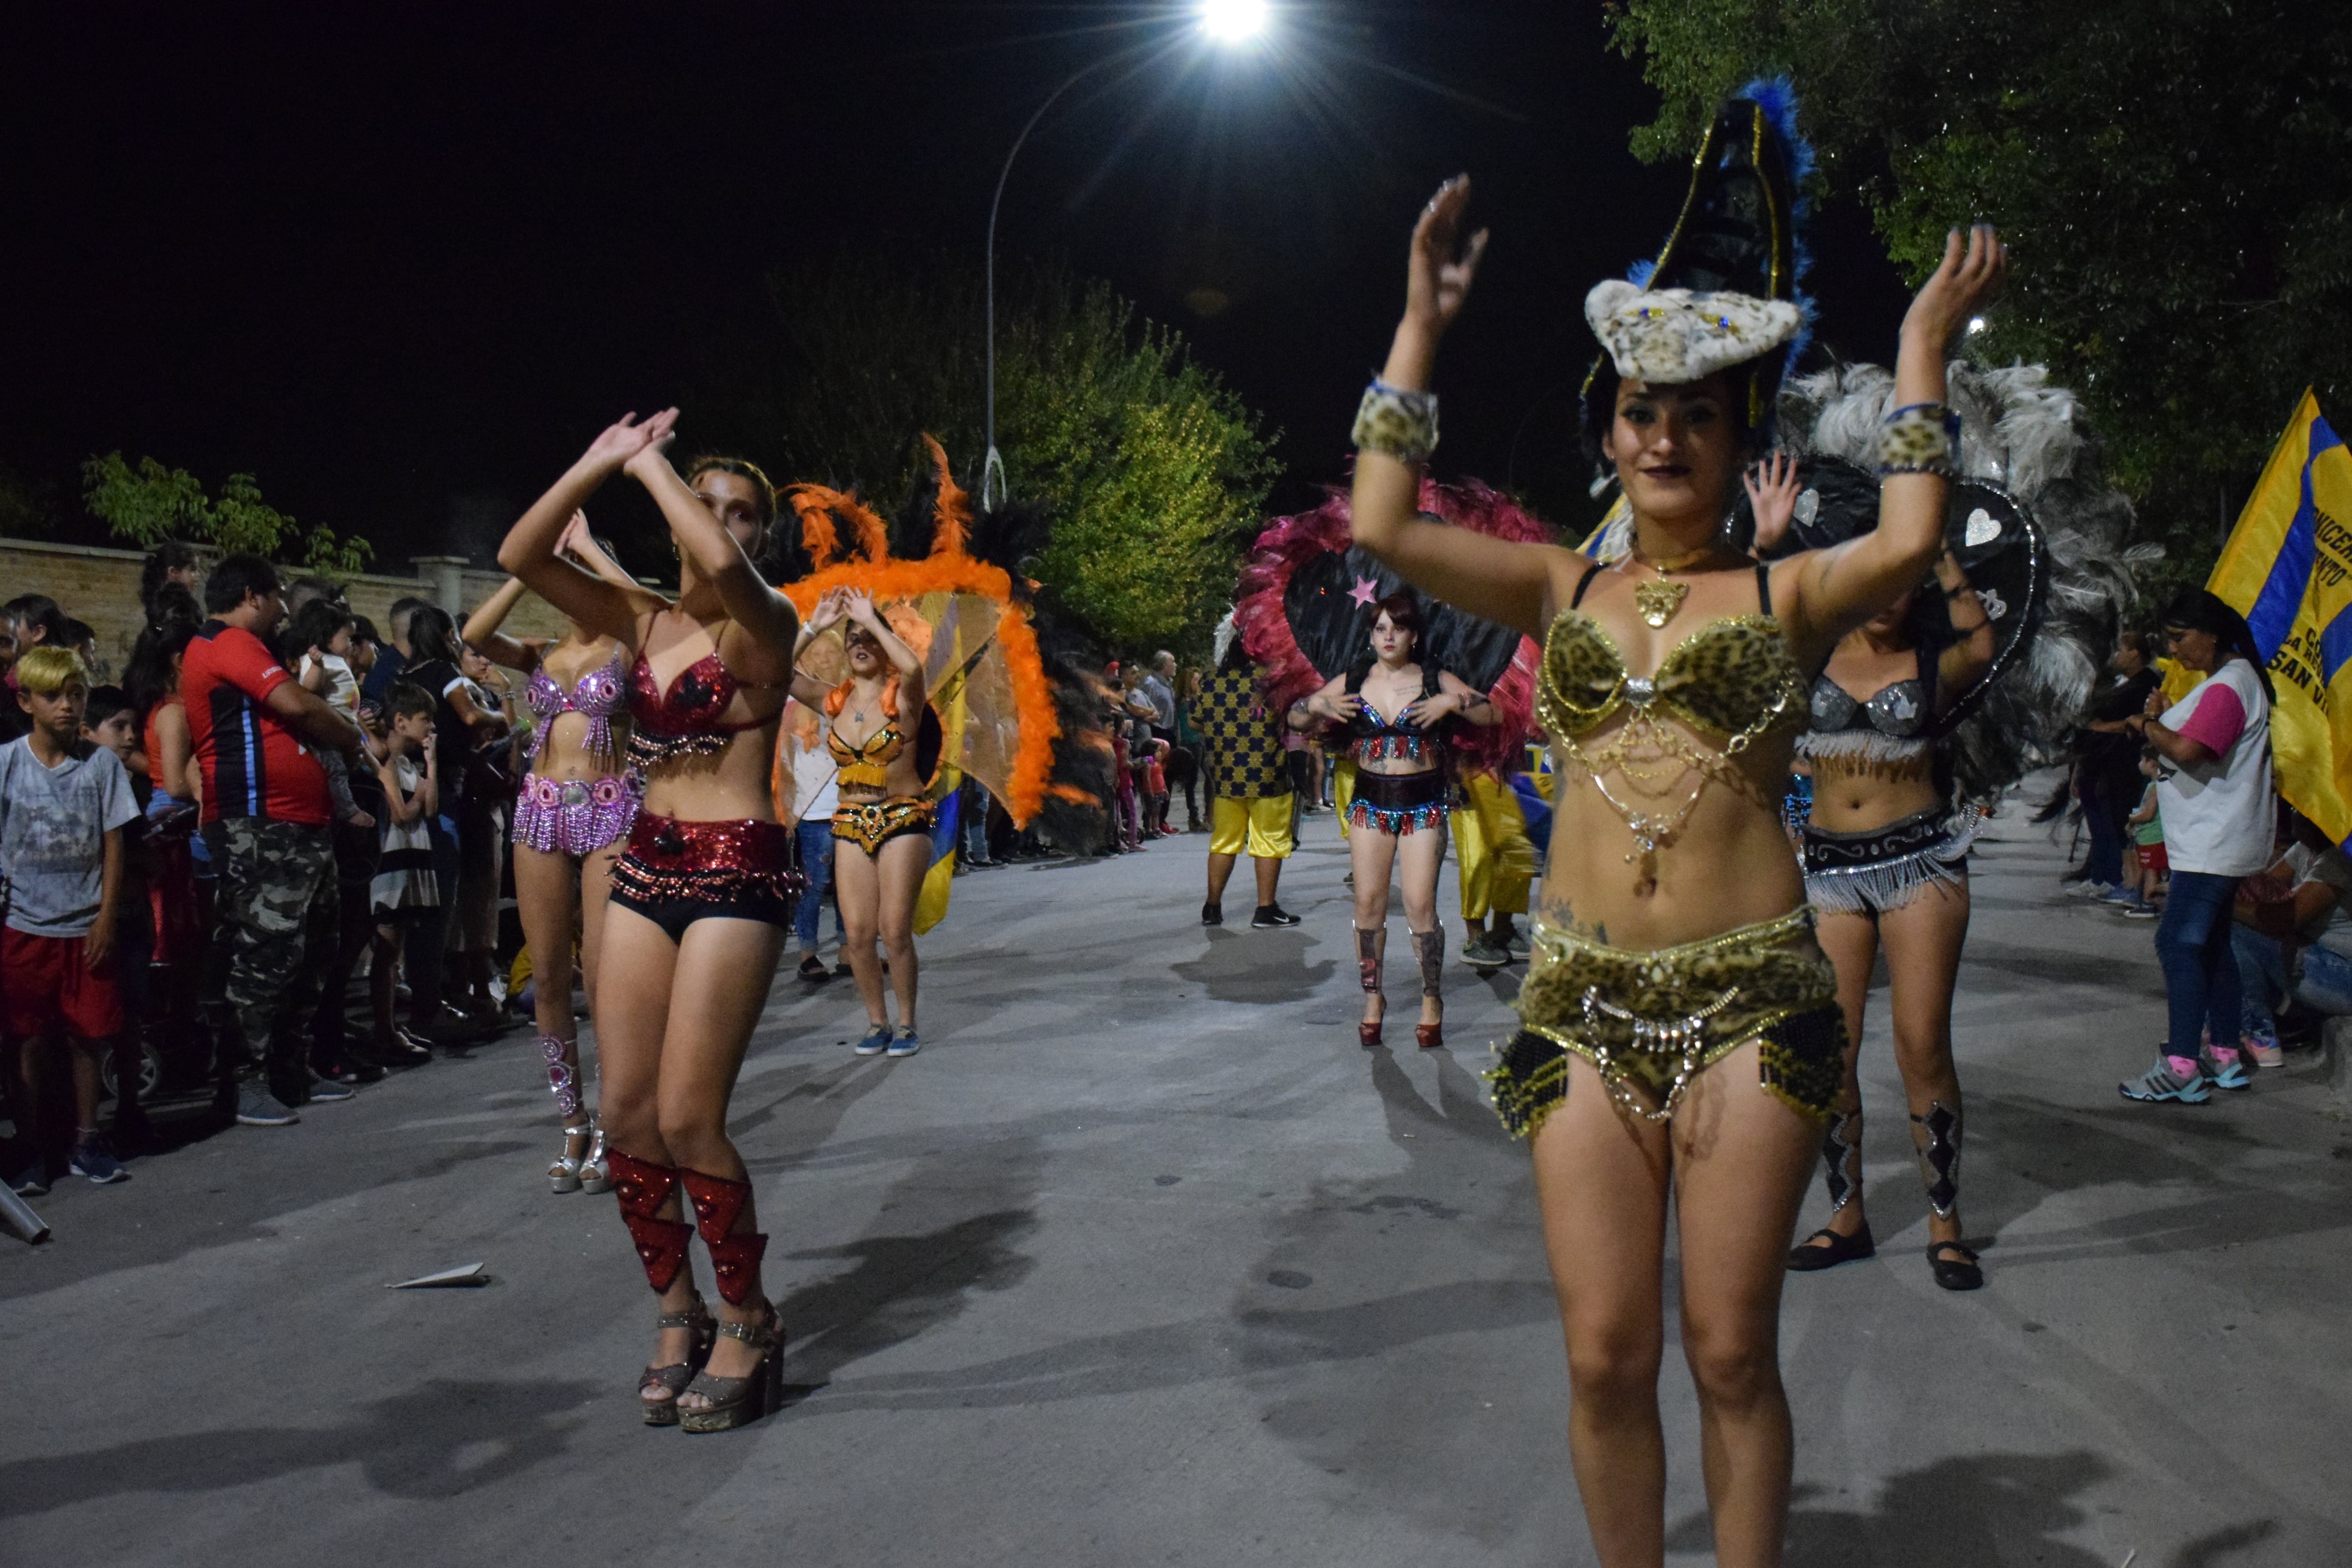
[5,797,2349,1567]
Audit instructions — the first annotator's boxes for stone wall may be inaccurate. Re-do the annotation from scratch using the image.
[0,537,571,681]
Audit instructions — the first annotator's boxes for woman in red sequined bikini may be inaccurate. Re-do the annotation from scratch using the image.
[498,412,802,1433]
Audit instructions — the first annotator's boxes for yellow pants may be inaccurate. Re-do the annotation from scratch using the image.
[1210,795,1295,859]
[1453,770,1535,922]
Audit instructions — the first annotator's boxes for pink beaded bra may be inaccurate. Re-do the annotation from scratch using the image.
[525,647,628,765]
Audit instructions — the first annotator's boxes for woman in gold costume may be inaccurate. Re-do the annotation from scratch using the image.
[1344,84,2005,1568]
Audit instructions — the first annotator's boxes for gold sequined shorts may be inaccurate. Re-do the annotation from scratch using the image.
[1487,907,1845,1136]
[831,796,936,857]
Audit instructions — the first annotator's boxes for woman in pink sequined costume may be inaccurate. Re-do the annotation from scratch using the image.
[464,513,644,1196]
[1292,593,1497,1050]
[498,416,803,1434]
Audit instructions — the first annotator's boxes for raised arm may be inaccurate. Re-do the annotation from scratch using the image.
[496,414,677,644]
[1931,549,1996,703]
[788,591,848,707]
[844,592,923,709]
[625,444,802,653]
[462,576,544,673]
[1788,226,2008,659]
[1350,177,1564,638]
[561,512,644,593]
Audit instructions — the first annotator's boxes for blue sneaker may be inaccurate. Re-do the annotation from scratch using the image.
[886,1027,922,1059]
[2098,885,2142,906]
[68,1132,128,1184]
[2120,1059,2209,1104]
[306,1076,356,1103]
[853,1025,892,1057]
[2201,1051,2252,1091]
[9,1161,49,1197]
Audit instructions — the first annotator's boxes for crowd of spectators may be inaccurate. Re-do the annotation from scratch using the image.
[0,548,542,1197]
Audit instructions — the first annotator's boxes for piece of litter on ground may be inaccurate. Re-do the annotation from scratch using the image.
[387,1262,491,1289]
[0,1186,51,1244]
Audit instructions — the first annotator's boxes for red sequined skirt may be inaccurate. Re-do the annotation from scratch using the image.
[610,813,805,936]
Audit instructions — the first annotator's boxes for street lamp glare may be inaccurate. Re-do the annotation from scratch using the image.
[1200,0,1269,44]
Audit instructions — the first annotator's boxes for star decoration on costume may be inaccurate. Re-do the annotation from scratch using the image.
[1347,574,1380,608]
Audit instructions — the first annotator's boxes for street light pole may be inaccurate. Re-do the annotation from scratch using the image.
[982,59,1108,512]
[982,5,1270,511]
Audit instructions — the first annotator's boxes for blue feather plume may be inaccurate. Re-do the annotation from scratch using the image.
[1738,73,1819,375]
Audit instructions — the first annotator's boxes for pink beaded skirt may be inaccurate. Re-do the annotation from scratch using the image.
[512,772,641,857]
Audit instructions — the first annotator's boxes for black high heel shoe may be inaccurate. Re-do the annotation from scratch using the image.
[640,1294,716,1426]
[680,1301,786,1433]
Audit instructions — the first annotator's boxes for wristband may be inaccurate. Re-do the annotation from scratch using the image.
[1878,402,1960,478]
[1352,378,1439,465]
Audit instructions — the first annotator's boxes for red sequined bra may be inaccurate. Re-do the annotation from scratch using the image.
[627,650,780,768]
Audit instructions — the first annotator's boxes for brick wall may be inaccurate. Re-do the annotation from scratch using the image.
[0,537,573,682]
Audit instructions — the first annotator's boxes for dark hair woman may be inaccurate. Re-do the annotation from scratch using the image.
[1343,137,2005,1560]
[2117,588,2277,1106]
[1763,469,1999,1290]
[1293,591,1498,1047]
[499,415,803,1432]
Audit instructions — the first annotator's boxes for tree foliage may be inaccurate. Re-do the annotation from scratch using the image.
[1607,0,2352,590]
[82,453,372,575]
[718,251,1278,658]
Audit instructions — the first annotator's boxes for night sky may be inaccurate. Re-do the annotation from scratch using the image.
[0,2,1914,573]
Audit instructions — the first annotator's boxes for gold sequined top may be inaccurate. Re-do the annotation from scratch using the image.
[1535,562,1808,748]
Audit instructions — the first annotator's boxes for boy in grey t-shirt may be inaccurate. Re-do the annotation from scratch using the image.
[1,647,138,1191]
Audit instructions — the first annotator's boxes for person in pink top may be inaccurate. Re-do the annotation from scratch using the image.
[2117,589,2277,1105]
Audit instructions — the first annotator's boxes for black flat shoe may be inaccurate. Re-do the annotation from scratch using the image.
[1786,1222,1875,1272]
[796,955,831,983]
[1927,1239,1984,1291]
[1202,902,1223,926]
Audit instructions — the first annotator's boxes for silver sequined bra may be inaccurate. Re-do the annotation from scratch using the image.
[1795,674,1933,764]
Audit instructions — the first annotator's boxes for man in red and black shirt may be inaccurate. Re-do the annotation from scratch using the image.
[183,554,368,1125]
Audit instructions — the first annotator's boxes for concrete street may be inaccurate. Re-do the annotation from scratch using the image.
[5,798,2349,1567]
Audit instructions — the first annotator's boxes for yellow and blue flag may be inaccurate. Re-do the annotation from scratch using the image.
[2207,389,2352,847]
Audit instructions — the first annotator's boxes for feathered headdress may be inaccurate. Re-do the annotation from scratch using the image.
[1584,76,1818,436]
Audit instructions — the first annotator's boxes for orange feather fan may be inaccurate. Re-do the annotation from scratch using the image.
[786,483,892,568]
[924,433,970,558]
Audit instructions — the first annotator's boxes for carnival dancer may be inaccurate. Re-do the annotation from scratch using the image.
[793,589,931,1059]
[1345,80,2005,1566]
[1193,635,1301,929]
[1293,593,1496,1048]
[1759,449,1997,1290]
[464,513,645,1195]
[498,416,802,1433]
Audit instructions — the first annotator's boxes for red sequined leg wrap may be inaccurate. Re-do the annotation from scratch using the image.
[679,1167,768,1307]
[607,1147,693,1294]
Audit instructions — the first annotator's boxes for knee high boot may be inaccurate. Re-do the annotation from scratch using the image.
[1411,929,1445,1050]
[1356,926,1385,1048]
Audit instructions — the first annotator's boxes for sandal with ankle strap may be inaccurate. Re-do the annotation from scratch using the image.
[1785,1222,1875,1272]
[679,1301,786,1433]
[639,1295,717,1426]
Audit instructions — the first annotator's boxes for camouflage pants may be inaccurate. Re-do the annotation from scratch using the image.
[207,819,338,1106]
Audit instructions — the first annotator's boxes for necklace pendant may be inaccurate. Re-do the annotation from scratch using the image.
[1633,579,1690,629]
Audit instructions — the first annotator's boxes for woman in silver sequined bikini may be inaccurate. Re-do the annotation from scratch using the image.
[465,513,644,1195]
[1767,501,1996,1290]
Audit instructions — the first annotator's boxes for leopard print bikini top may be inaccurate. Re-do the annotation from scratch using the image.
[1536,560,1807,746]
